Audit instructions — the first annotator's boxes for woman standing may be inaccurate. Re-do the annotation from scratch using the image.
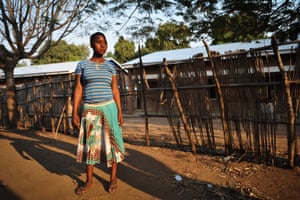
[72,32,125,195]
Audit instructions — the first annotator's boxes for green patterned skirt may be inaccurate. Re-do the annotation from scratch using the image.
[76,100,125,167]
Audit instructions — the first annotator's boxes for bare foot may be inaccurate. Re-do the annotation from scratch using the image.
[108,181,118,193]
[75,182,92,195]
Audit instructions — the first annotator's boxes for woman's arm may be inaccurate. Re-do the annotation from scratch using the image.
[72,75,83,129]
[111,75,123,126]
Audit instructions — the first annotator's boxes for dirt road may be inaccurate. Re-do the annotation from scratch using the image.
[0,117,299,200]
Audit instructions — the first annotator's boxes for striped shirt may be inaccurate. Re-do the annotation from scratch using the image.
[75,59,117,104]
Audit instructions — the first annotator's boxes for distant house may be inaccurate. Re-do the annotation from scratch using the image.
[0,58,125,86]
[122,39,297,68]
[0,58,127,130]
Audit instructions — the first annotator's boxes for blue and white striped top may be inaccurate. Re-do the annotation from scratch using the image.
[75,59,117,104]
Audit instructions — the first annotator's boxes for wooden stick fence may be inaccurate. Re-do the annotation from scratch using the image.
[0,41,298,167]
[132,41,299,167]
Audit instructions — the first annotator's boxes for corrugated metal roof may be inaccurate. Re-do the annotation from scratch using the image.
[13,61,77,78]
[122,39,299,68]
[0,58,123,79]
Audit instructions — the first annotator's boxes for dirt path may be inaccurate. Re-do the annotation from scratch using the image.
[0,117,299,200]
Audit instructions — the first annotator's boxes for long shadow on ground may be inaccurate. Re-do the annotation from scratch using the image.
[0,129,260,200]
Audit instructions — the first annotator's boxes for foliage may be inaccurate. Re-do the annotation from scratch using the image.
[103,0,299,44]
[0,0,97,67]
[0,0,99,127]
[143,21,191,52]
[106,51,114,58]
[103,0,176,42]
[136,21,192,56]
[32,40,90,64]
[176,0,299,43]
[113,36,136,63]
[111,21,192,63]
[268,0,300,41]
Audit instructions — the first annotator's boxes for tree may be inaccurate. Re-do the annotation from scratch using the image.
[208,0,273,43]
[111,22,192,61]
[176,0,299,43]
[143,21,191,52]
[113,36,135,63]
[268,0,300,41]
[0,0,99,127]
[106,51,114,58]
[32,40,90,64]
[104,0,299,44]
[103,0,176,43]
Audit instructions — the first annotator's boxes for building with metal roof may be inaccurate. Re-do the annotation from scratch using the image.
[120,38,299,114]
[0,58,123,80]
[0,57,127,131]
[121,39,298,68]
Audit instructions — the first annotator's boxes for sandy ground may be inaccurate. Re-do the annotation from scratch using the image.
[0,116,300,200]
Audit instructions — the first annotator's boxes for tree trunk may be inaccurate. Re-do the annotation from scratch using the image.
[4,63,17,128]
[271,36,297,167]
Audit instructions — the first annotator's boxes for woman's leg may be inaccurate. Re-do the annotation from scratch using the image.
[85,164,94,187]
[109,162,118,193]
[76,164,94,195]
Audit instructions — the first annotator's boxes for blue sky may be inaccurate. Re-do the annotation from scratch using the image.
[65,30,119,54]
[64,6,191,54]
[64,7,148,54]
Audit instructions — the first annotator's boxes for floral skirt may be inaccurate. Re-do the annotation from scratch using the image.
[76,100,125,167]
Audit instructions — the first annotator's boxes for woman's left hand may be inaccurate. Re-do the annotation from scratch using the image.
[118,112,123,127]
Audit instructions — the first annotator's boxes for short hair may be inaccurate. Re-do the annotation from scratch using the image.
[90,32,107,48]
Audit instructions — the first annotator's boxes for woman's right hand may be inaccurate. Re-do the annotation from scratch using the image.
[72,75,82,129]
[72,113,81,129]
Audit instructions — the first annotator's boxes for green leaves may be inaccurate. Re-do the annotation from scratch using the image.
[113,36,135,63]
[105,0,299,45]
[32,40,89,64]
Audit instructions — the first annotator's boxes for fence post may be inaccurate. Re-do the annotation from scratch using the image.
[203,40,231,154]
[271,36,297,167]
[163,58,196,153]
[138,45,150,147]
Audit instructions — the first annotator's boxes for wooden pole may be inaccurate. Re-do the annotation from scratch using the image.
[163,58,196,153]
[138,45,150,147]
[54,104,66,138]
[203,40,231,154]
[271,36,297,167]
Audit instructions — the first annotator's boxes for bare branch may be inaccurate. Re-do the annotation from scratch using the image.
[0,0,94,60]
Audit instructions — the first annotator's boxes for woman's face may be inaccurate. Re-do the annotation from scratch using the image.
[92,35,107,57]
